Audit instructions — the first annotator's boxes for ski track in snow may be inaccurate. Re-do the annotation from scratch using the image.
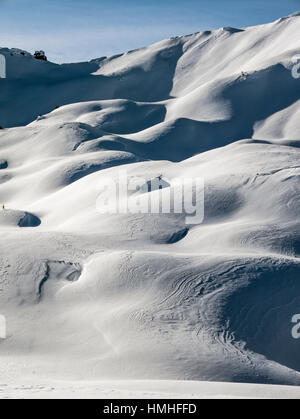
[0,13,300,397]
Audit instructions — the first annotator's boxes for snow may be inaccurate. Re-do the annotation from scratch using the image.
[1,380,300,399]
[0,13,300,398]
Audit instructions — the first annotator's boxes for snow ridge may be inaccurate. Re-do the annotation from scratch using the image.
[0,15,300,389]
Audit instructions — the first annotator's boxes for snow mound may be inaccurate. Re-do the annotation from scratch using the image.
[0,159,8,169]
[0,209,41,227]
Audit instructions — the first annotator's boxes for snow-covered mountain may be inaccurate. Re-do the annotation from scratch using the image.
[0,13,300,395]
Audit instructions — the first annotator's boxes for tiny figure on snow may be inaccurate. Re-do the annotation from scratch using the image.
[240,71,248,80]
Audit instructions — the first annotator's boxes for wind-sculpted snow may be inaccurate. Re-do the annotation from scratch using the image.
[0,209,41,227]
[0,13,300,389]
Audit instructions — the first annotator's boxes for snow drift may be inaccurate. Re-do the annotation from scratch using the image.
[0,13,300,392]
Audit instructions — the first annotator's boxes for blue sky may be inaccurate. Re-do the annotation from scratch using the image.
[0,0,300,62]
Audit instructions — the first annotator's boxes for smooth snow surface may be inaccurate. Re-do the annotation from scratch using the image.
[0,13,300,398]
[1,380,300,399]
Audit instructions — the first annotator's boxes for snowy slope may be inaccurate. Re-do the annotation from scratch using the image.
[2,379,300,399]
[0,13,300,396]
